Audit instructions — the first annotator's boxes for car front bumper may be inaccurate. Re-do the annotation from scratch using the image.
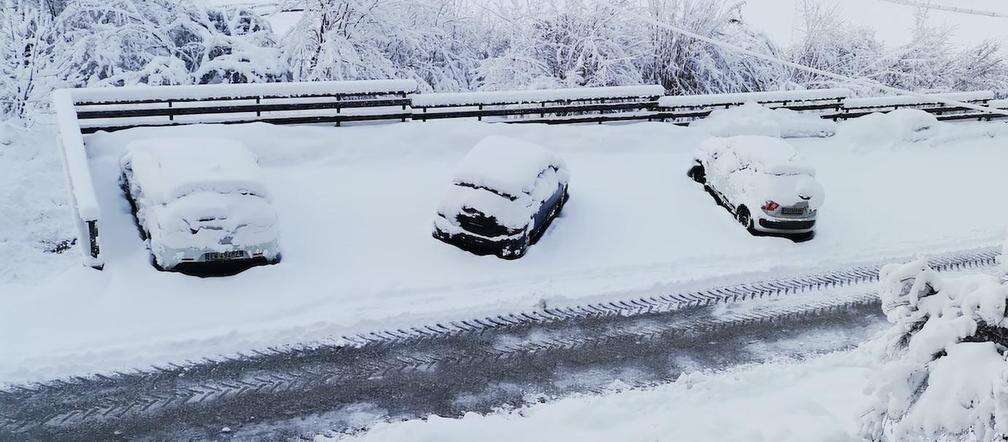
[755,216,816,233]
[433,226,526,258]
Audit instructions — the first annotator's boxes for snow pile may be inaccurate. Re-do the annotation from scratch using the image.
[67,80,418,105]
[861,257,1008,440]
[0,120,76,282]
[413,85,664,107]
[330,349,876,442]
[689,103,835,138]
[451,135,567,200]
[840,109,939,149]
[122,138,271,204]
[658,88,850,108]
[843,91,994,109]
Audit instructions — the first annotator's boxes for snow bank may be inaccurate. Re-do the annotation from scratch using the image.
[67,80,418,104]
[332,349,875,442]
[843,91,994,109]
[658,88,850,108]
[839,109,939,149]
[862,256,1008,440]
[0,120,76,282]
[689,102,835,138]
[452,135,567,199]
[412,85,664,107]
[122,138,270,204]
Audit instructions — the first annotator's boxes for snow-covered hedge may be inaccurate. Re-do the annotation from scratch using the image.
[861,247,1008,440]
[658,88,851,108]
[412,85,664,107]
[843,91,994,109]
[689,103,835,138]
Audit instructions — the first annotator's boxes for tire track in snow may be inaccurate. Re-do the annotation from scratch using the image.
[0,246,998,439]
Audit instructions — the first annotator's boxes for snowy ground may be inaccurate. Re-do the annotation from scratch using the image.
[331,347,877,442]
[3,116,1008,384]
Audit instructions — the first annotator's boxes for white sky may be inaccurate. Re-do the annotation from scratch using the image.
[743,0,1008,49]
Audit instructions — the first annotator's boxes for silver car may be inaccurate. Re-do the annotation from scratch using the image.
[689,135,824,236]
[119,138,281,271]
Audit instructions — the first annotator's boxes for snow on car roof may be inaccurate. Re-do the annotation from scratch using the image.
[122,138,269,204]
[452,135,566,199]
[701,135,813,176]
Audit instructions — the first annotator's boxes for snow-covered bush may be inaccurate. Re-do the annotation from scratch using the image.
[0,0,61,119]
[861,256,1008,440]
[689,102,835,138]
[640,0,788,95]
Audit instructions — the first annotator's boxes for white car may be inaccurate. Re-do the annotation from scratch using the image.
[433,135,570,259]
[688,135,824,235]
[120,138,281,271]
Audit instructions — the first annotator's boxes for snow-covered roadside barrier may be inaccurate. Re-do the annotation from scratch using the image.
[52,89,103,268]
[657,88,851,109]
[861,236,1008,440]
[413,85,664,107]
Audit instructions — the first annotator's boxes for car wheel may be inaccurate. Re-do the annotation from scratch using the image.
[688,165,706,184]
[737,207,757,234]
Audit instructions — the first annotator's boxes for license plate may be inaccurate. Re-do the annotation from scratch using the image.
[781,207,805,215]
[203,250,246,261]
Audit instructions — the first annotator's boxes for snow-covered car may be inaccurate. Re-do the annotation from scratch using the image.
[688,135,824,235]
[119,138,281,271]
[433,135,569,259]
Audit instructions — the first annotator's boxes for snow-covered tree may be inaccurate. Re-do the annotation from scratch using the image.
[477,0,644,90]
[639,0,788,95]
[861,255,1008,440]
[0,0,60,119]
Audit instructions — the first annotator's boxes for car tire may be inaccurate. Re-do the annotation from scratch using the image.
[737,207,757,234]
[688,165,706,184]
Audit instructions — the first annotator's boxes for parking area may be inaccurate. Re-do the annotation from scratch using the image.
[3,118,1007,383]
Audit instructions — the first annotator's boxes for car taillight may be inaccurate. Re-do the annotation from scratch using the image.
[762,201,780,211]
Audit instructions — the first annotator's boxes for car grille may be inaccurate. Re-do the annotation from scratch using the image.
[456,213,511,238]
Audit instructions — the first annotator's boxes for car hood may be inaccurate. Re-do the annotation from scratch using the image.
[437,185,533,230]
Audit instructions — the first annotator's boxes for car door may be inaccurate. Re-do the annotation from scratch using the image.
[530,167,563,239]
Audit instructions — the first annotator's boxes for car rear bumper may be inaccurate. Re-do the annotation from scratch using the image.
[756,217,816,233]
[153,239,281,270]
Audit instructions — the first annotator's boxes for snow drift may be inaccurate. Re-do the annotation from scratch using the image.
[690,103,836,138]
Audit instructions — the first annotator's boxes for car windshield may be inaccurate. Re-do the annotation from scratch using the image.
[455,181,519,201]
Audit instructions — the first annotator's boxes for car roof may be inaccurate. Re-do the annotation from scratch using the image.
[701,136,812,175]
[452,135,566,198]
[121,137,270,204]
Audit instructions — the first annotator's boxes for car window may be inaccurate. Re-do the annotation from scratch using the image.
[455,182,518,201]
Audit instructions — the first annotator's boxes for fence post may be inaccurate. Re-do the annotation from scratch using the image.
[478,104,483,122]
[401,92,407,122]
[168,100,173,122]
[256,96,261,118]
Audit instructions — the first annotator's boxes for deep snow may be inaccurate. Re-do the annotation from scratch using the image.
[330,348,878,442]
[3,114,1008,383]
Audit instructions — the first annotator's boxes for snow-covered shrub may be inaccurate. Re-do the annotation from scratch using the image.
[0,0,61,119]
[55,0,284,87]
[640,0,788,95]
[689,102,835,138]
[477,0,643,90]
[861,257,1008,440]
